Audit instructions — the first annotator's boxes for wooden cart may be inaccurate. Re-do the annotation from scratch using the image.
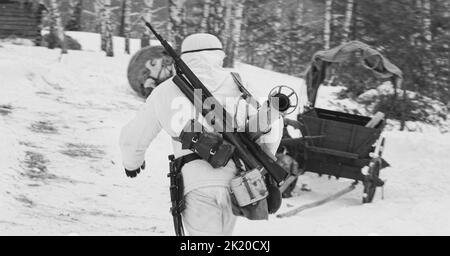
[279,41,403,203]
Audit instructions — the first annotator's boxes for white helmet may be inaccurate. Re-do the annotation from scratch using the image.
[181,33,223,55]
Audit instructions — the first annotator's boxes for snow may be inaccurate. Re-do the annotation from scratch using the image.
[1,39,450,235]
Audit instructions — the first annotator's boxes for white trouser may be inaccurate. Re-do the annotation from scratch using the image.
[182,186,237,236]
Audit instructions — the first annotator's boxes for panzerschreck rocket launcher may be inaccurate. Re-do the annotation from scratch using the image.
[141,17,292,185]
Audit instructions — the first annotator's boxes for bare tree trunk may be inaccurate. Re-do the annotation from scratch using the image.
[422,0,432,48]
[296,0,304,24]
[415,0,423,44]
[222,0,233,67]
[324,0,333,50]
[323,0,333,84]
[200,0,211,33]
[168,0,186,52]
[104,0,114,57]
[275,0,283,31]
[105,19,114,57]
[97,0,107,51]
[270,0,284,70]
[123,0,131,54]
[49,0,67,54]
[92,0,101,33]
[273,0,283,49]
[351,0,361,41]
[443,0,450,18]
[119,0,131,53]
[341,0,354,43]
[400,87,408,131]
[209,0,225,38]
[66,0,83,31]
[223,0,232,42]
[119,0,126,37]
[230,0,244,67]
[141,33,150,48]
[141,0,154,47]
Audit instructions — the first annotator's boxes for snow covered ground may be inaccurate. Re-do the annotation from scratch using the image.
[1,42,449,235]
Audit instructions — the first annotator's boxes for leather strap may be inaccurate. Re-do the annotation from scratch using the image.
[173,153,202,171]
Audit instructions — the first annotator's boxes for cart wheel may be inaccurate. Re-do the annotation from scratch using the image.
[362,158,381,203]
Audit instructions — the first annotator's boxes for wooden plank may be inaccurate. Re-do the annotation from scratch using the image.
[306,145,359,159]
[277,183,357,218]
[279,175,299,193]
[365,112,385,128]
[303,159,366,181]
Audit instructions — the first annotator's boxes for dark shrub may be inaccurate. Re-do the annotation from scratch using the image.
[373,94,446,125]
[42,34,82,51]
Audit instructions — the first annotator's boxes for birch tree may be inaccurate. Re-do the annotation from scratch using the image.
[341,0,354,43]
[268,0,285,69]
[66,0,83,31]
[274,0,283,31]
[272,0,283,53]
[443,0,450,18]
[296,0,304,24]
[230,0,244,67]
[104,0,114,57]
[141,0,154,47]
[96,0,114,56]
[48,0,67,54]
[200,0,211,33]
[223,0,232,41]
[422,0,432,49]
[222,0,233,67]
[222,0,244,68]
[168,0,186,52]
[120,0,131,54]
[204,0,226,40]
[97,0,107,51]
[324,0,333,49]
[122,0,164,48]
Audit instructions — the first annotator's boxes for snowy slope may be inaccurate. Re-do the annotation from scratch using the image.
[1,42,450,235]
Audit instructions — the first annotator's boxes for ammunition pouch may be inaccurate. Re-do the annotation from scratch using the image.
[230,170,282,220]
[179,120,235,168]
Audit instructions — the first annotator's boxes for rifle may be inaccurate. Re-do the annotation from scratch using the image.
[141,18,289,185]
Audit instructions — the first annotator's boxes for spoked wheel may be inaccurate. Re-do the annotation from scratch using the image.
[362,158,382,203]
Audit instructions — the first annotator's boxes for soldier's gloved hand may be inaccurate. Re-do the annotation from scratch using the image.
[125,161,145,178]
